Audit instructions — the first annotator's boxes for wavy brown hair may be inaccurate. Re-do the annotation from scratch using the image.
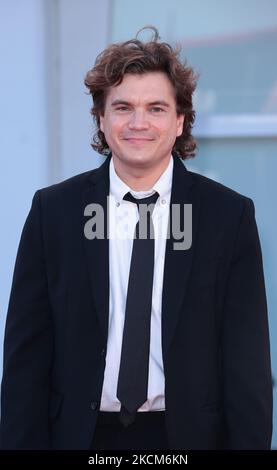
[84,27,198,160]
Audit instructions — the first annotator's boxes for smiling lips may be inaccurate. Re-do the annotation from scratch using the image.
[124,137,154,143]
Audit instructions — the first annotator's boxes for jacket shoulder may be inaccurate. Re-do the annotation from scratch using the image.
[188,169,253,206]
[36,158,108,206]
[39,168,96,196]
[186,168,256,227]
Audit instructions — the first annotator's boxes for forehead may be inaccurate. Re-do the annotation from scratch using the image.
[105,72,176,104]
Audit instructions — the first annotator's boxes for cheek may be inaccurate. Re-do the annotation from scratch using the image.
[103,121,126,148]
[159,123,181,140]
[157,116,181,135]
[107,117,126,135]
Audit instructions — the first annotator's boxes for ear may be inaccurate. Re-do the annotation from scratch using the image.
[100,115,105,133]
[176,114,185,137]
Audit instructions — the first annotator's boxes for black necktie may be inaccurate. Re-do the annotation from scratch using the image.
[117,191,159,427]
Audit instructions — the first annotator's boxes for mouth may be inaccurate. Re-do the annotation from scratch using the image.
[124,138,154,144]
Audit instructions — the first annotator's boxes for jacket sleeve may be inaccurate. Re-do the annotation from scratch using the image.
[222,197,272,449]
[0,190,53,449]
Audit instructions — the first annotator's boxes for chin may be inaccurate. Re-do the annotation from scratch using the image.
[117,151,151,164]
[128,155,154,166]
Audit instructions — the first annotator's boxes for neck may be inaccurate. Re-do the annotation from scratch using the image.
[112,154,171,191]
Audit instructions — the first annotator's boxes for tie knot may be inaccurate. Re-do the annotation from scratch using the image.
[123,191,159,208]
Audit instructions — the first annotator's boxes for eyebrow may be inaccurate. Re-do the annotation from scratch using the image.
[111,99,171,108]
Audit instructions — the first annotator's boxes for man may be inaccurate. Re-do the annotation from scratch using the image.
[0,27,272,450]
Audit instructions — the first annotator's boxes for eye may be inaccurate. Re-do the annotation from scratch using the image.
[115,106,130,112]
[150,107,164,113]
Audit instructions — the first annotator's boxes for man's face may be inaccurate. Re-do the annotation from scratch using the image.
[100,72,184,170]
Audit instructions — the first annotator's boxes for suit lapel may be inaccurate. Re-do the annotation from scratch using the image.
[82,155,111,344]
[161,154,200,360]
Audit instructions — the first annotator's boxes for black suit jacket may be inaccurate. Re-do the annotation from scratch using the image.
[0,154,272,449]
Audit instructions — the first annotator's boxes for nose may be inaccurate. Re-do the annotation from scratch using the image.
[128,110,149,130]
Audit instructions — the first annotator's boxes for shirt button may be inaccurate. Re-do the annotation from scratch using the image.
[116,202,120,207]
[90,401,98,411]
[101,348,106,357]
[161,199,166,205]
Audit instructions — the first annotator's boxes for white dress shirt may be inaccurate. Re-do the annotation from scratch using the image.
[100,155,173,412]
